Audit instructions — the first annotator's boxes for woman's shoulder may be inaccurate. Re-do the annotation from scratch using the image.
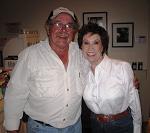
[108,57,132,74]
[110,58,130,67]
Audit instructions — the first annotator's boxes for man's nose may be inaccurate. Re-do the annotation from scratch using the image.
[60,24,68,31]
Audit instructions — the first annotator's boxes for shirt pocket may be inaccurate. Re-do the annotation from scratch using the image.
[30,68,59,98]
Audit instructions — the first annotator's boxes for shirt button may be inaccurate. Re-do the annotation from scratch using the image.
[66,104,68,107]
[63,118,66,121]
[67,88,69,91]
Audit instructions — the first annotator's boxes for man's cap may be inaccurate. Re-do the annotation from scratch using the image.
[45,7,79,30]
[49,7,76,21]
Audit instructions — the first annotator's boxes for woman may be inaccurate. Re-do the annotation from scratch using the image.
[78,23,141,133]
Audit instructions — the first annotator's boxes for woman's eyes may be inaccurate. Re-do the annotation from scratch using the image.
[94,41,100,45]
[83,41,100,45]
[83,41,89,45]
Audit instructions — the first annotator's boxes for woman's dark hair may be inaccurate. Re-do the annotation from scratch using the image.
[78,22,109,55]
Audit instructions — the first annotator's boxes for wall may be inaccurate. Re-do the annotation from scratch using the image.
[147,0,150,118]
[0,0,149,68]
[0,0,150,121]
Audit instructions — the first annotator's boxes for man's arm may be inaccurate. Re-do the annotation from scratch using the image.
[4,49,30,131]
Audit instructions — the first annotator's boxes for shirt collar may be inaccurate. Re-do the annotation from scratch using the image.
[96,54,111,72]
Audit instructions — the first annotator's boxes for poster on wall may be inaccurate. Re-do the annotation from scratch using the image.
[5,22,22,34]
[83,12,107,30]
[112,22,134,47]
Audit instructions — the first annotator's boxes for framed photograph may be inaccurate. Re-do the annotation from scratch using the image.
[5,22,22,34]
[112,23,134,47]
[83,12,107,30]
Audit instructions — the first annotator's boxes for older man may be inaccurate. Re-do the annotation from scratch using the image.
[4,7,83,133]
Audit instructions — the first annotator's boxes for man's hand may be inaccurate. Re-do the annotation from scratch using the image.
[134,77,140,89]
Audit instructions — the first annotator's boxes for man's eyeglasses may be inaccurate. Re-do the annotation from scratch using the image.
[50,22,77,30]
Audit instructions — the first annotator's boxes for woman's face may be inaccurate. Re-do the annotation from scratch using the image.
[82,33,103,65]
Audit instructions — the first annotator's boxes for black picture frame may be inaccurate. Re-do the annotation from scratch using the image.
[112,22,134,47]
[83,12,108,30]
